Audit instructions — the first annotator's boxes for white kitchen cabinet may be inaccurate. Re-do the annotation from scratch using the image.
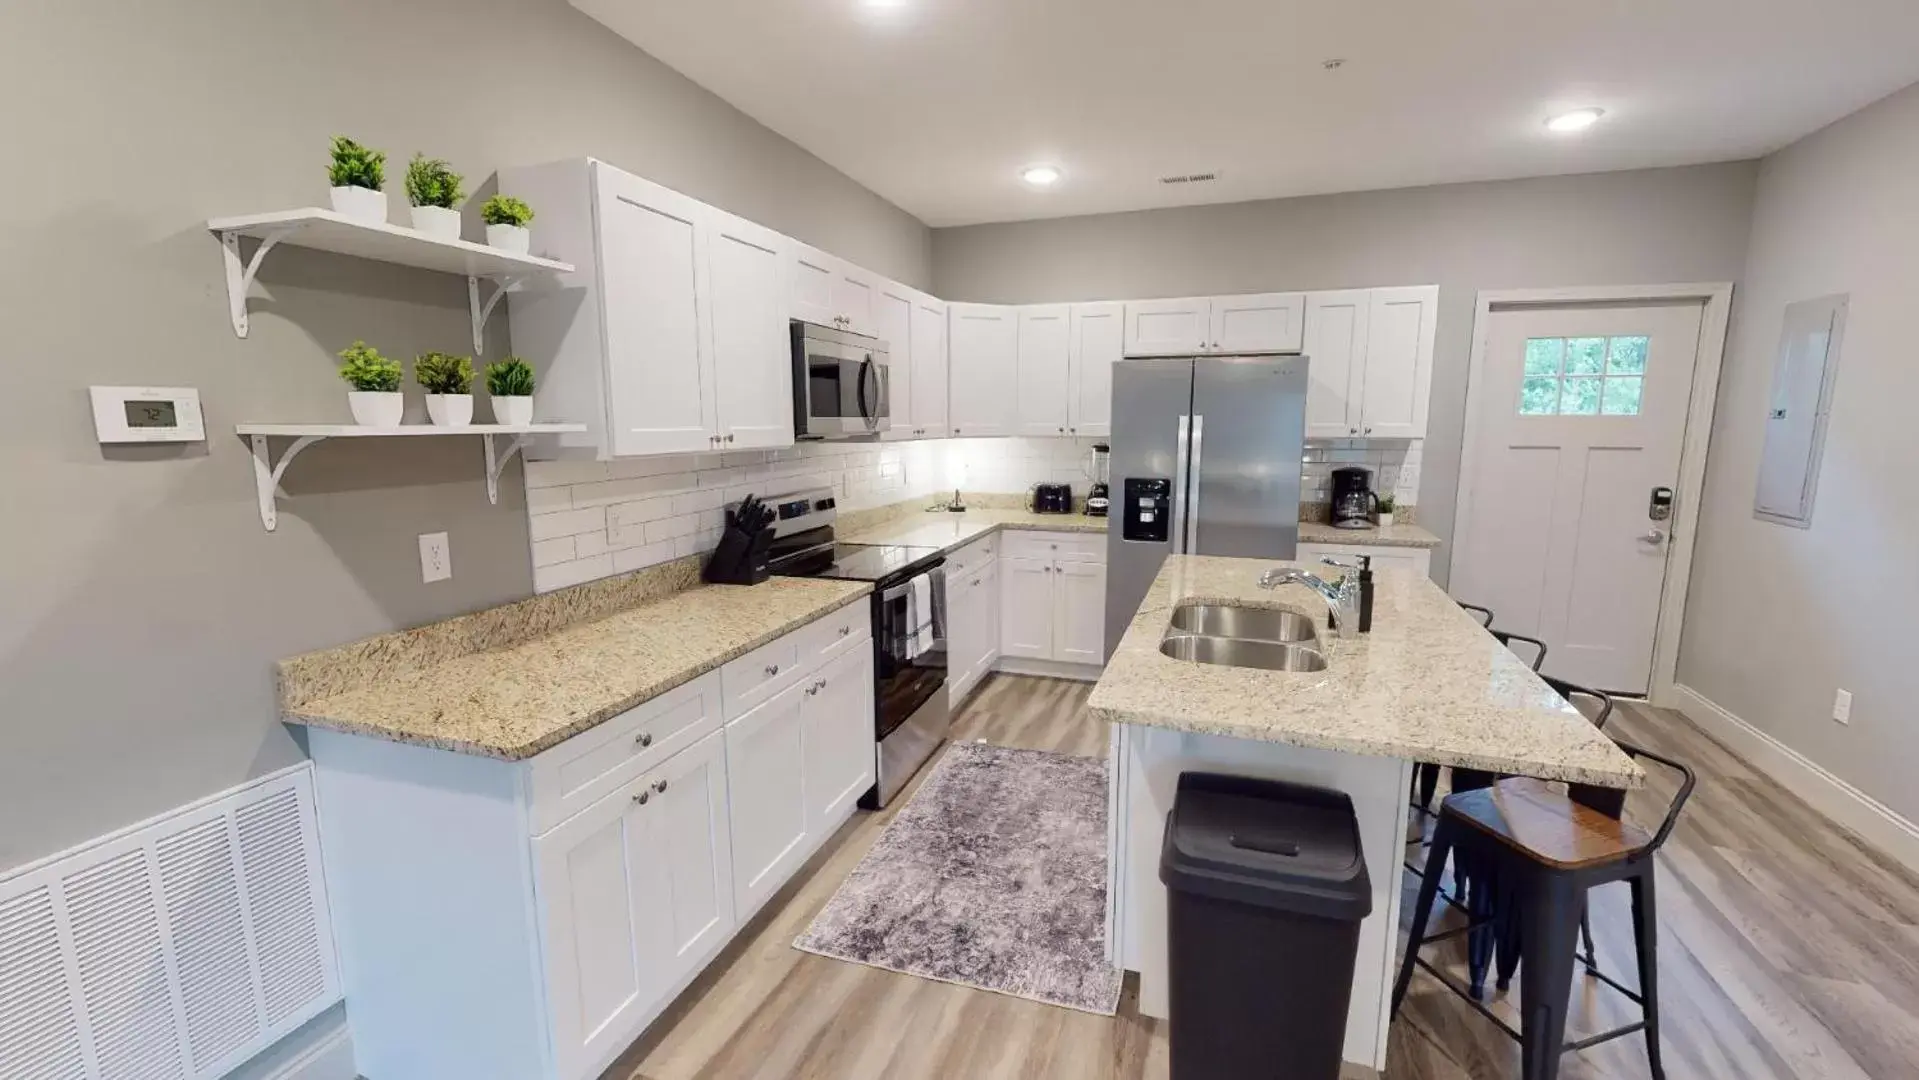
[643,729,735,983]
[875,281,915,439]
[1123,297,1213,357]
[948,303,1019,437]
[724,680,810,919]
[997,532,1106,669]
[833,267,876,335]
[1357,286,1438,438]
[1017,305,1072,437]
[947,552,1001,706]
[998,556,1055,659]
[910,294,950,438]
[804,647,876,836]
[790,244,839,328]
[1210,292,1305,354]
[1303,290,1371,439]
[1297,542,1433,579]
[1069,302,1122,437]
[707,211,794,449]
[1053,560,1108,665]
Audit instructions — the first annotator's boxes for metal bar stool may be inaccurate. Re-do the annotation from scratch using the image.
[1392,741,1696,1080]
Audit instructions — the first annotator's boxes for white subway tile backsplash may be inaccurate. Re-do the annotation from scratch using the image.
[533,553,615,592]
[531,536,576,568]
[645,515,698,544]
[528,505,606,542]
[612,540,677,573]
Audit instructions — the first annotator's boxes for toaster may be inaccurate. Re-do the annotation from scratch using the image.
[1032,483,1074,514]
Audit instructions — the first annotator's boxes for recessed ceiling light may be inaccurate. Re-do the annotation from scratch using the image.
[1546,108,1605,133]
[1021,165,1063,188]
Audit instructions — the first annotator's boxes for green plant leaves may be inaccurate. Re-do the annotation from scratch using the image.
[404,154,465,209]
[328,136,386,191]
[415,351,474,395]
[481,194,534,226]
[338,340,402,391]
[485,357,535,396]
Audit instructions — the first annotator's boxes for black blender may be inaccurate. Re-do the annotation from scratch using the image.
[1085,443,1111,517]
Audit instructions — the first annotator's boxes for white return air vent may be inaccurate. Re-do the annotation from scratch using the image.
[0,765,339,1080]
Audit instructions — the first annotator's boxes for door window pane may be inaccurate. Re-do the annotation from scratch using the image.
[1602,376,1643,415]
[1608,336,1649,375]
[1521,377,1561,415]
[1524,338,1564,375]
[1566,338,1608,375]
[1561,377,1602,415]
[1516,335,1648,416]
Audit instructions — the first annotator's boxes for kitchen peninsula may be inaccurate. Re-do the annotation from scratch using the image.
[1089,554,1641,1073]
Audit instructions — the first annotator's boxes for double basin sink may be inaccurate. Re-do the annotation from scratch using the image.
[1159,604,1329,672]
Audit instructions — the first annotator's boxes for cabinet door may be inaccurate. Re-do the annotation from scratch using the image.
[978,558,1002,675]
[534,770,657,1080]
[1017,305,1072,437]
[999,556,1054,659]
[1211,293,1305,354]
[1303,290,1370,439]
[1359,286,1439,438]
[1069,302,1122,437]
[945,571,979,704]
[804,647,876,834]
[724,681,810,919]
[833,267,877,335]
[790,243,838,327]
[642,730,735,990]
[706,212,792,450]
[911,295,950,438]
[593,165,714,456]
[1124,298,1212,357]
[948,304,1019,437]
[874,282,916,439]
[1052,560,1108,665]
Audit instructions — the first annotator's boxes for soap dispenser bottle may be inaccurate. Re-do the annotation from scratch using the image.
[1355,555,1376,633]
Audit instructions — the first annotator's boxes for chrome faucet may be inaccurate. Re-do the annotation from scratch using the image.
[1258,561,1360,637]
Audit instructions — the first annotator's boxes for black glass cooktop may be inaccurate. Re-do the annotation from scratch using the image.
[780,542,944,583]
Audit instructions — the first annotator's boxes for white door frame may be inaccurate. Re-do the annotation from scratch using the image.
[1454,283,1733,707]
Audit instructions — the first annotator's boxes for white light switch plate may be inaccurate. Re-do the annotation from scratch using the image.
[1833,689,1852,724]
[419,532,452,583]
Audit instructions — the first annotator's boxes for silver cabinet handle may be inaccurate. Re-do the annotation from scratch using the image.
[634,731,653,748]
[726,433,735,443]
[1364,427,1372,435]
[654,779,668,793]
[633,790,650,805]
[805,684,819,697]
[765,663,780,676]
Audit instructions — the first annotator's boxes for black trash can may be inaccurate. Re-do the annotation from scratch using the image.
[1159,771,1373,1080]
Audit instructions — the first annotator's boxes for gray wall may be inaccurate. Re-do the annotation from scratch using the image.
[1678,82,1919,821]
[0,0,927,872]
[931,163,1760,583]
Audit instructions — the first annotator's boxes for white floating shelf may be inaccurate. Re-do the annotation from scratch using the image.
[237,422,587,532]
[208,208,576,353]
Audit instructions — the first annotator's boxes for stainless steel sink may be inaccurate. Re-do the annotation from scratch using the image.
[1170,604,1317,644]
[1158,633,1328,672]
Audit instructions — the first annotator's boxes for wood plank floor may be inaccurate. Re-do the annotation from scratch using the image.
[605,674,1919,1080]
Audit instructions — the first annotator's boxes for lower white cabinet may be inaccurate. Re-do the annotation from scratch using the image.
[998,532,1107,669]
[947,553,1000,706]
[999,556,1054,660]
[1053,560,1108,665]
[803,647,877,839]
[724,681,810,919]
[1297,542,1433,579]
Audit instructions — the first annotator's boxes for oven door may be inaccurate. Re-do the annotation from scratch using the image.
[797,338,889,438]
[873,564,946,741]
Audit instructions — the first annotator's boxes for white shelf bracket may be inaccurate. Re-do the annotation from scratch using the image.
[468,274,526,356]
[482,432,533,504]
[221,226,299,338]
[249,433,325,531]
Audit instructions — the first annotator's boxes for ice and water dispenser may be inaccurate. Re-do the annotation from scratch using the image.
[1122,478,1173,543]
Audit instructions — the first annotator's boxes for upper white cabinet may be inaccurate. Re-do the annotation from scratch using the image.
[1017,305,1072,437]
[1069,302,1123,438]
[910,294,950,438]
[874,282,915,438]
[1123,294,1304,357]
[790,243,875,335]
[948,303,1019,437]
[501,159,793,458]
[1301,285,1438,439]
[878,284,950,439]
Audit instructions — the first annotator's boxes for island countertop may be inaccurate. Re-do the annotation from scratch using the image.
[1087,555,1642,788]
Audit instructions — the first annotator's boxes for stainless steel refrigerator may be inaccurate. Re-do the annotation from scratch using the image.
[1104,356,1309,656]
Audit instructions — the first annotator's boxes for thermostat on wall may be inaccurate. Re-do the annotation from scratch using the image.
[90,386,206,443]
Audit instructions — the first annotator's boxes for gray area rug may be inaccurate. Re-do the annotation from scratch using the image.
[794,741,1124,1015]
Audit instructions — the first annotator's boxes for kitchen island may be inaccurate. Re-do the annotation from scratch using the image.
[1088,555,1641,1073]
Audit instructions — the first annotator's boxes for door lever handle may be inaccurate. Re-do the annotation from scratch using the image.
[1638,529,1667,545]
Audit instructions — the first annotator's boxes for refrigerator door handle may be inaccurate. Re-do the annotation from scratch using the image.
[1186,414,1204,553]
[1172,414,1191,554]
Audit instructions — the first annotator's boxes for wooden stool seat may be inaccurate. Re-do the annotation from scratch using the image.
[1443,778,1653,870]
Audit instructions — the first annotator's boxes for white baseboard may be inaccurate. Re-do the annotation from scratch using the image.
[992,656,1102,682]
[1672,683,1919,871]
[235,1011,358,1080]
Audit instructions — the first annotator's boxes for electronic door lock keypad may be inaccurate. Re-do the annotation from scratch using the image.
[1649,486,1674,522]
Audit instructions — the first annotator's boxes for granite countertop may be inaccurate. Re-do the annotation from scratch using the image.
[284,577,871,760]
[840,506,1108,552]
[1298,521,1443,549]
[1087,555,1642,788]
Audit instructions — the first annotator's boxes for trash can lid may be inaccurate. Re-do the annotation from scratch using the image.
[1159,772,1373,921]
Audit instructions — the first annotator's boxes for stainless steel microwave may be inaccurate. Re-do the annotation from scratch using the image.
[791,321,890,440]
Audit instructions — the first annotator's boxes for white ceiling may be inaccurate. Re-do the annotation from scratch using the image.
[573,0,1919,227]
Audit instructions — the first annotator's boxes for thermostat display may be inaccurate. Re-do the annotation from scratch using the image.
[91,386,205,443]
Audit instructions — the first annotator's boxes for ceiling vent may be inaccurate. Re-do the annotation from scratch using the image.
[1159,172,1220,186]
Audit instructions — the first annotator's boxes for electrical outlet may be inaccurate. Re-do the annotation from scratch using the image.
[419,532,452,583]
[1833,689,1852,724]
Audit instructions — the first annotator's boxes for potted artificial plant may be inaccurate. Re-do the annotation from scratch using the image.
[339,341,404,427]
[485,357,536,426]
[405,154,464,240]
[481,195,535,254]
[327,136,388,224]
[417,351,475,427]
[1376,493,1397,528]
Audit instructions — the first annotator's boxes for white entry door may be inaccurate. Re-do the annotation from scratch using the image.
[1453,301,1704,693]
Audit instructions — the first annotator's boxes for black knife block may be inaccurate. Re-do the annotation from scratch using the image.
[702,524,771,585]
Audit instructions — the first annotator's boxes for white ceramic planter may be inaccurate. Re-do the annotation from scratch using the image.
[411,205,462,240]
[330,185,388,225]
[426,394,474,428]
[1377,512,1396,528]
[348,391,404,428]
[485,223,531,255]
[493,396,533,427]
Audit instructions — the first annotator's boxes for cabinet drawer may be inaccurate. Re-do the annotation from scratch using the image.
[794,601,872,668]
[1002,531,1105,564]
[947,534,999,579]
[721,631,806,717]
[526,672,721,835]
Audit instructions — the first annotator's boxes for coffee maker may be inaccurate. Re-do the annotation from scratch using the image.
[1085,443,1111,517]
[1331,466,1379,529]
